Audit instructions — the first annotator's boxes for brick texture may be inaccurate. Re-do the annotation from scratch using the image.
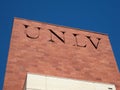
[3,18,120,90]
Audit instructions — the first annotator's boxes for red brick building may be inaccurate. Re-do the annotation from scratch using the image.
[3,17,120,90]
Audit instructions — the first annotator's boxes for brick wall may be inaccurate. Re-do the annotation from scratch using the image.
[3,18,120,90]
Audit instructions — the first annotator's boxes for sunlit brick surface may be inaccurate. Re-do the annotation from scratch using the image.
[3,18,120,90]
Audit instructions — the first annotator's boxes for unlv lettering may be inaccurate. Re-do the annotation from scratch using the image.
[23,25,101,49]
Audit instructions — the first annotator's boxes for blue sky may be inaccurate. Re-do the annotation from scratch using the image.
[0,0,120,89]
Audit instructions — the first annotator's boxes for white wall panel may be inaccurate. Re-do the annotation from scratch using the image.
[25,73,116,90]
[26,74,46,90]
